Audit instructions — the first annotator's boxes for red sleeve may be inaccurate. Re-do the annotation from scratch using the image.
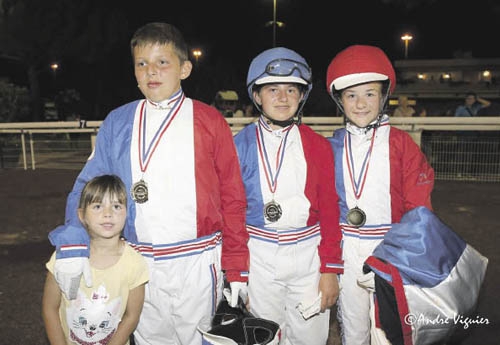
[193,101,249,282]
[300,125,343,274]
[389,128,435,223]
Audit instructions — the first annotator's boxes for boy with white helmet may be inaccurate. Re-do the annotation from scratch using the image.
[325,45,435,344]
[233,47,343,345]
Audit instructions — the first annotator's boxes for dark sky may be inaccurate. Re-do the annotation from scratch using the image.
[124,0,500,68]
[107,0,498,109]
[3,0,499,117]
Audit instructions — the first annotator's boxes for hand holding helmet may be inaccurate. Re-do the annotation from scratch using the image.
[198,291,281,345]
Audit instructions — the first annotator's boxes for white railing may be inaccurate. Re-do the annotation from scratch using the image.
[2,115,500,139]
[227,116,500,145]
[1,116,500,181]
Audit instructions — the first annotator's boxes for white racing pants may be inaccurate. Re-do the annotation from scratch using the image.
[134,233,223,345]
[338,234,382,345]
[247,224,328,345]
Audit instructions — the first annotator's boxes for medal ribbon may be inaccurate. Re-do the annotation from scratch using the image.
[256,116,293,194]
[345,127,377,200]
[138,90,185,173]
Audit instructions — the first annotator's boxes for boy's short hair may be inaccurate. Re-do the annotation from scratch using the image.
[130,22,189,62]
[79,175,127,210]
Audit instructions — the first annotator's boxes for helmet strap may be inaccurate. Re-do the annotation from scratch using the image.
[363,115,383,132]
[260,99,306,127]
[262,112,296,127]
[345,111,384,134]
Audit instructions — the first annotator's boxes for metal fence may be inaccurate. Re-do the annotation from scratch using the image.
[421,131,500,182]
[1,117,500,182]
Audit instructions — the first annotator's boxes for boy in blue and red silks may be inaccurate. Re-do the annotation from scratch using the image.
[47,22,249,345]
[233,47,343,345]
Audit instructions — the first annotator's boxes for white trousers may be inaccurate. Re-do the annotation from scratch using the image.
[247,229,328,345]
[134,239,223,345]
[338,236,382,345]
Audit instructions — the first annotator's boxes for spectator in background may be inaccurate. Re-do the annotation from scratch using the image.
[454,92,490,175]
[393,96,426,117]
[213,90,244,117]
[392,95,415,117]
[454,92,491,117]
[242,103,256,117]
[416,106,427,117]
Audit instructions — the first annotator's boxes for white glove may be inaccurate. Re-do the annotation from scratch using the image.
[54,257,92,300]
[224,282,248,308]
[296,292,322,320]
[357,271,375,292]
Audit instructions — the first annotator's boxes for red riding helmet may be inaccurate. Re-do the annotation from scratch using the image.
[326,45,396,98]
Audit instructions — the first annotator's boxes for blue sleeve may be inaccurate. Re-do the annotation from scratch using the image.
[48,112,116,259]
[48,224,90,258]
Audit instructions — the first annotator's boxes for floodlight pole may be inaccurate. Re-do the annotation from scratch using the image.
[273,0,277,47]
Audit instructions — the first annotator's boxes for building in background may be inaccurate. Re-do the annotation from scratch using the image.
[392,54,500,116]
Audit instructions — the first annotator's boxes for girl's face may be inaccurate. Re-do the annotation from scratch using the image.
[341,82,384,128]
[78,193,126,240]
[134,43,192,102]
[253,83,303,127]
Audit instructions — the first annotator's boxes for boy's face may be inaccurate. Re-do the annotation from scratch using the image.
[134,43,192,102]
[341,82,384,128]
[253,83,303,125]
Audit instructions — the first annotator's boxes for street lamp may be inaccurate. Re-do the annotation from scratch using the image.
[401,34,413,59]
[50,63,59,76]
[192,49,202,65]
[265,0,284,48]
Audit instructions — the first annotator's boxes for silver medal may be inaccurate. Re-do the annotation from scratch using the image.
[264,200,282,222]
[131,179,149,204]
[347,206,366,227]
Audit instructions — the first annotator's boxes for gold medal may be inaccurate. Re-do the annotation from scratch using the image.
[131,179,148,204]
[264,200,282,222]
[347,207,366,227]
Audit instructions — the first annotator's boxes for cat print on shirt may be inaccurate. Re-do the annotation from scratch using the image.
[66,285,122,345]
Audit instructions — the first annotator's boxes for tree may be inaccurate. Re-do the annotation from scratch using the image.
[0,78,30,122]
[0,0,129,121]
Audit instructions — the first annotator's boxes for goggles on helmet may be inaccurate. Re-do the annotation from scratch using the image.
[250,58,312,87]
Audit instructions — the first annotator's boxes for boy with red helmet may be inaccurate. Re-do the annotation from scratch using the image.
[233,47,343,345]
[325,45,434,344]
